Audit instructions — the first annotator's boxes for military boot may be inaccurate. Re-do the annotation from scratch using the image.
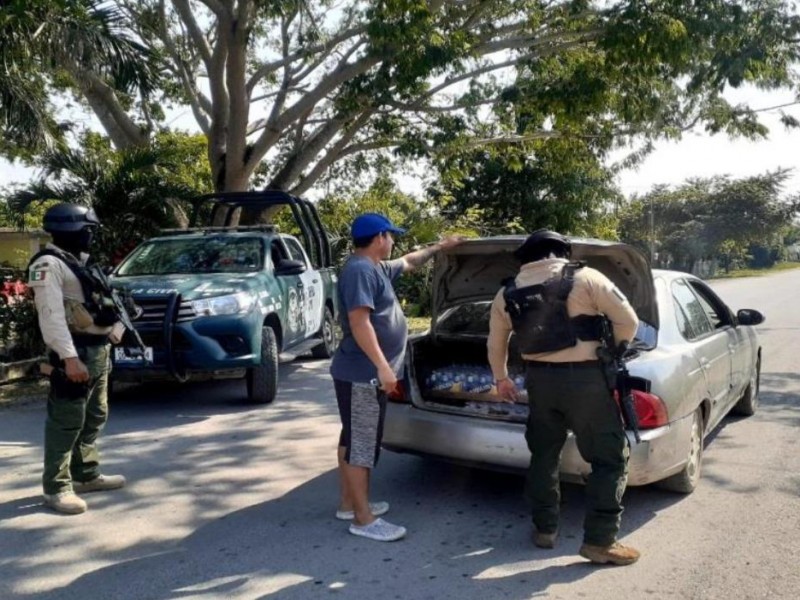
[73,474,126,493]
[532,528,558,549]
[579,541,641,566]
[43,492,87,515]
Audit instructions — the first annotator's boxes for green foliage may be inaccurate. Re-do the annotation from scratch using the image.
[618,169,800,273]
[7,1,800,196]
[7,133,205,264]
[0,288,45,361]
[0,0,158,154]
[314,176,478,314]
[430,142,621,238]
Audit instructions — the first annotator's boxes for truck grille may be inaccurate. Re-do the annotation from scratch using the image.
[131,296,196,326]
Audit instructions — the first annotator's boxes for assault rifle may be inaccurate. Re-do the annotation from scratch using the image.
[596,319,641,444]
[90,265,150,363]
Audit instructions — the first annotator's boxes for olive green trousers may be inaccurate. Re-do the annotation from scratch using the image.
[523,362,630,547]
[43,345,111,495]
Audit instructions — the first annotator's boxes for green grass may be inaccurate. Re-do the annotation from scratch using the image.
[407,316,432,333]
[711,261,800,279]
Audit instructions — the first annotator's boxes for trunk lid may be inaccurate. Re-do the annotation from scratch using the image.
[431,236,658,331]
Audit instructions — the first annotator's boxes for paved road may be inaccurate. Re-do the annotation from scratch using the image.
[1,271,798,600]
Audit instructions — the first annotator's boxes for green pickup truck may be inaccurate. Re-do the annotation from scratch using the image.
[109,191,339,404]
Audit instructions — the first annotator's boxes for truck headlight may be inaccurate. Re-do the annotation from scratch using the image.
[191,292,256,316]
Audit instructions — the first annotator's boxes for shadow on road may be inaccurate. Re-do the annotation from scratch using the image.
[6,455,684,600]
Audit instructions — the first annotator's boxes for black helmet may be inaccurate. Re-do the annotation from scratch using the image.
[42,203,101,233]
[514,229,571,263]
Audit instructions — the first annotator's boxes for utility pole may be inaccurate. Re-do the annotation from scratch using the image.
[649,196,655,265]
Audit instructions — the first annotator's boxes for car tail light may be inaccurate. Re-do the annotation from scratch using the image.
[614,389,668,429]
[387,381,408,403]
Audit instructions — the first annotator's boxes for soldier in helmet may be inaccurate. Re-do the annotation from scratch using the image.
[28,203,127,515]
[487,229,641,566]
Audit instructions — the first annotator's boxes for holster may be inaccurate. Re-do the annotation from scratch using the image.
[595,347,619,392]
[47,351,90,400]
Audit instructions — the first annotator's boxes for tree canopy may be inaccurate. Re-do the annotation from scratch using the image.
[3,0,799,196]
[618,169,800,272]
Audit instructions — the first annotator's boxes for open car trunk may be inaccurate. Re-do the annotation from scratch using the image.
[406,323,530,424]
[405,236,658,424]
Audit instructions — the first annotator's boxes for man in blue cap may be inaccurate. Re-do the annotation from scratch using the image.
[330,212,462,542]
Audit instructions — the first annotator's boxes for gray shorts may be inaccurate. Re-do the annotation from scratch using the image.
[334,379,387,468]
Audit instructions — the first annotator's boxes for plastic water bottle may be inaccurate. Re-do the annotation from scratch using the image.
[434,369,454,391]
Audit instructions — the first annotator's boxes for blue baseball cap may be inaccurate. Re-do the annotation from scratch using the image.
[350,213,406,239]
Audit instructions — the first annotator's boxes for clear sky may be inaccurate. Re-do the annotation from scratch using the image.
[611,86,800,198]
[2,85,798,200]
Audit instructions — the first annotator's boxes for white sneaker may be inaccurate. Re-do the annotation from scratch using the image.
[335,501,390,521]
[348,518,406,542]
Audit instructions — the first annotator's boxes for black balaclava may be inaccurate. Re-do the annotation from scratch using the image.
[53,227,94,257]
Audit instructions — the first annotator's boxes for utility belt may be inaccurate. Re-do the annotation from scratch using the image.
[526,360,600,369]
[71,333,109,347]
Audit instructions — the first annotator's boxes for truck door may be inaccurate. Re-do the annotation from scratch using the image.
[284,237,324,338]
[270,238,306,347]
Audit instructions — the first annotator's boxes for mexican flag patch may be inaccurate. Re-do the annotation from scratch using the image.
[31,270,46,282]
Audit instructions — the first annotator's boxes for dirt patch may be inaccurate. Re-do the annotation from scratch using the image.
[0,378,48,408]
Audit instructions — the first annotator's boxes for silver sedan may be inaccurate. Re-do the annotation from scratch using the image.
[382,237,764,493]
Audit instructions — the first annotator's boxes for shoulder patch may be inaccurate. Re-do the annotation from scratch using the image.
[30,269,48,283]
[29,261,53,286]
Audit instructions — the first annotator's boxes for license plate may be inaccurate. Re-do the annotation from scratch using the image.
[114,347,153,363]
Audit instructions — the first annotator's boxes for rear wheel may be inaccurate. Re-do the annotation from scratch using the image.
[657,407,704,494]
[732,356,760,416]
[311,306,339,359]
[246,326,278,404]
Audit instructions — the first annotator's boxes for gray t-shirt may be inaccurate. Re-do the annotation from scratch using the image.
[330,255,407,383]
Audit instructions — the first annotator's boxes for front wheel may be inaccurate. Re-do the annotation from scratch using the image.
[246,325,278,404]
[311,306,339,359]
[657,407,704,494]
[732,356,760,416]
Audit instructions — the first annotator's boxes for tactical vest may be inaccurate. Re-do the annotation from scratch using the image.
[28,248,118,328]
[503,262,604,354]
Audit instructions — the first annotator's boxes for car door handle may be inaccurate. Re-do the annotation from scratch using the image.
[297,282,304,288]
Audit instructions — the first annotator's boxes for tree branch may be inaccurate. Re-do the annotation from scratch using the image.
[246,26,365,94]
[171,0,213,67]
[68,66,148,149]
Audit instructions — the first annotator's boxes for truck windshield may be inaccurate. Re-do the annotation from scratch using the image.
[116,237,264,275]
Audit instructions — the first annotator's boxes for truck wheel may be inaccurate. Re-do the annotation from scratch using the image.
[246,325,278,404]
[311,306,339,359]
[657,407,704,494]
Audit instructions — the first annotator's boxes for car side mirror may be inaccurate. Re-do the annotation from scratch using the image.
[275,258,306,276]
[737,309,765,326]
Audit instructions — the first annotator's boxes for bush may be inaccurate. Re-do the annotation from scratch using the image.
[0,277,45,361]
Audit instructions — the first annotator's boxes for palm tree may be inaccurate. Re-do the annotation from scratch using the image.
[10,144,196,264]
[0,0,157,153]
